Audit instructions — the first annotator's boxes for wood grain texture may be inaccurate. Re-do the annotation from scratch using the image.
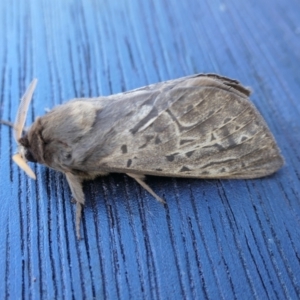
[0,0,299,299]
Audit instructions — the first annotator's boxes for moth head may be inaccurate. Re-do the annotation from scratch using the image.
[12,79,38,180]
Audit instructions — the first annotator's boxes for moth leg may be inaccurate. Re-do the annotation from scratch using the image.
[126,173,166,204]
[70,198,77,204]
[65,172,85,239]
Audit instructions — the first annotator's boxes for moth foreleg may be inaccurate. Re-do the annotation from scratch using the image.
[126,173,166,204]
[66,172,85,239]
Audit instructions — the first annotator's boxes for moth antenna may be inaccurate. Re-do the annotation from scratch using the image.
[127,173,166,204]
[12,153,36,180]
[12,79,37,180]
[0,120,15,129]
[14,78,38,142]
[0,120,28,133]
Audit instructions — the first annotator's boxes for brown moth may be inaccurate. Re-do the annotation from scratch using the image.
[6,74,284,239]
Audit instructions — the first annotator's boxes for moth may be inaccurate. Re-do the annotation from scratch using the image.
[5,74,284,239]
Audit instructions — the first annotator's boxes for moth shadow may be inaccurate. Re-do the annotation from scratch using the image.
[83,173,200,208]
[40,168,252,219]
[40,167,251,208]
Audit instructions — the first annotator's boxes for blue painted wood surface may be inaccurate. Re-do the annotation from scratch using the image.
[0,0,299,299]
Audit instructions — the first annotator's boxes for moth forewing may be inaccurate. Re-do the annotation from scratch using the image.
[6,74,283,240]
[97,81,283,180]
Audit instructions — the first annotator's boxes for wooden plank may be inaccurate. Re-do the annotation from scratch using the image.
[0,0,299,298]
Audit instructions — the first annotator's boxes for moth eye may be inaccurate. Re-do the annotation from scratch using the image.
[25,149,37,163]
[19,136,30,147]
[64,153,72,161]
